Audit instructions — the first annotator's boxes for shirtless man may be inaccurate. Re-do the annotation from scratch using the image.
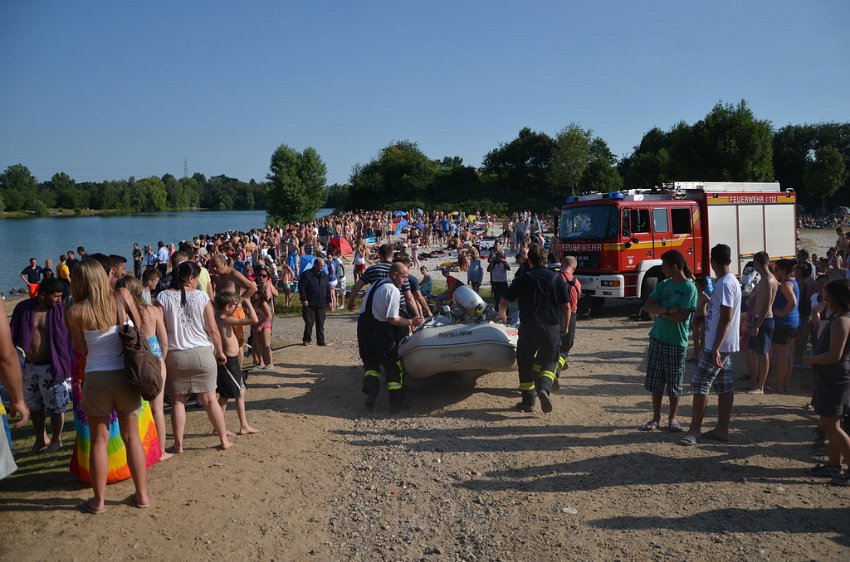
[10,278,72,454]
[747,251,779,394]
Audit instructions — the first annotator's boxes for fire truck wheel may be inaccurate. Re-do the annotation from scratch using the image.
[641,276,659,307]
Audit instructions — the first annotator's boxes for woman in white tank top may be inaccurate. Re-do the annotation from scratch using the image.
[157,261,231,452]
[66,260,149,514]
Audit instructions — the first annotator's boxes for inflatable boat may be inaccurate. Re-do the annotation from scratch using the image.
[398,286,518,379]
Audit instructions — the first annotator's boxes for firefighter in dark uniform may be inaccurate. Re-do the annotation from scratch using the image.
[497,244,570,413]
[357,262,424,413]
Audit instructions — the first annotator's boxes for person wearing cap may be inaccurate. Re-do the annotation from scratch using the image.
[497,244,569,413]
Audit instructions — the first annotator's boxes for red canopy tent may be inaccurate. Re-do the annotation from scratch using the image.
[329,236,354,256]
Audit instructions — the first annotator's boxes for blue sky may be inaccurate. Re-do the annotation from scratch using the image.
[1,1,848,185]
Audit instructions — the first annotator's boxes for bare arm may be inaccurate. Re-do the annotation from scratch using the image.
[710,305,735,368]
[805,315,850,365]
[232,270,258,300]
[561,303,571,333]
[202,302,226,363]
[347,278,367,310]
[403,289,422,318]
[0,307,29,428]
[153,307,168,361]
[773,281,797,318]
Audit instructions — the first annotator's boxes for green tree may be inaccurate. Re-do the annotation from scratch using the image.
[680,100,774,180]
[482,127,554,198]
[132,177,169,212]
[0,163,37,191]
[266,144,327,223]
[547,124,592,196]
[348,141,439,209]
[805,146,848,213]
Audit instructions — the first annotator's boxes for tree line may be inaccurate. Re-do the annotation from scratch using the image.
[5,99,848,221]
[0,168,269,216]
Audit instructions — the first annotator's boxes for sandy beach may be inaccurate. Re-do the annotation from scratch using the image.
[2,292,849,560]
[2,230,850,560]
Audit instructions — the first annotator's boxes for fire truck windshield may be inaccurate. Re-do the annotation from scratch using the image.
[559,206,618,240]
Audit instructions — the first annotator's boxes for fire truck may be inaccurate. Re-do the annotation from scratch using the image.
[556,182,797,311]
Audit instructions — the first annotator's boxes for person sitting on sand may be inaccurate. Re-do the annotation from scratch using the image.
[214,292,260,435]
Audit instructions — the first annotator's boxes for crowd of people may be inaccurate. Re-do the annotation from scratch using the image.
[1,207,849,516]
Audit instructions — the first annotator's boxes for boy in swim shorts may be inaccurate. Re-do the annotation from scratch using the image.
[214,292,260,435]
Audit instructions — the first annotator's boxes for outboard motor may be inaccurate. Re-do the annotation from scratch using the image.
[453,285,487,318]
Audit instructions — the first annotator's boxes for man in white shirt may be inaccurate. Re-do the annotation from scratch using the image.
[680,244,741,446]
[357,262,424,413]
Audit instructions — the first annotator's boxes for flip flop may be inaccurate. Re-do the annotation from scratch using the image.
[638,420,660,432]
[77,500,104,515]
[678,434,699,446]
[128,495,150,509]
[668,421,683,433]
[701,430,730,443]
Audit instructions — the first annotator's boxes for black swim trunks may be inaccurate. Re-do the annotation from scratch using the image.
[216,356,245,399]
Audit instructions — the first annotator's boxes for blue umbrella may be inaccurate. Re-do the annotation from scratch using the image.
[394,210,406,217]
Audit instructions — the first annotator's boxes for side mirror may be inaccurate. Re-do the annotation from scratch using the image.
[631,237,640,244]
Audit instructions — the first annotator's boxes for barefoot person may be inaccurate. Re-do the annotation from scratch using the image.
[747,251,778,394]
[214,291,260,435]
[212,254,257,369]
[680,244,741,446]
[10,278,72,454]
[65,260,150,513]
[638,250,697,433]
[115,275,172,462]
[772,259,800,393]
[157,261,231,452]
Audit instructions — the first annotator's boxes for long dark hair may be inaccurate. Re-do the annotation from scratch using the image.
[825,278,850,312]
[170,261,201,306]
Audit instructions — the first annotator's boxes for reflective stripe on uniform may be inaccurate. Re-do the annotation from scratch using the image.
[364,370,381,379]
[531,363,541,373]
[539,370,556,382]
[519,381,536,391]
[387,382,402,391]
[558,356,566,368]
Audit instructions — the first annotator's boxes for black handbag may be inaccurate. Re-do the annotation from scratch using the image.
[117,297,163,401]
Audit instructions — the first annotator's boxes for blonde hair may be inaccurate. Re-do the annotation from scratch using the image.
[68,259,116,332]
[114,275,147,329]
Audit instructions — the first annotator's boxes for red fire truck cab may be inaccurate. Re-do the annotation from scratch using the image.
[557,182,797,307]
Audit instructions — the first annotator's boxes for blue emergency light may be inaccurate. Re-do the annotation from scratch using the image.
[565,196,578,203]
[603,192,624,200]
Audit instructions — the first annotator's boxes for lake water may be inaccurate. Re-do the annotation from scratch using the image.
[0,208,333,293]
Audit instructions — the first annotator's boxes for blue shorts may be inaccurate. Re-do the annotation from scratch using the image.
[691,350,734,396]
[747,317,774,355]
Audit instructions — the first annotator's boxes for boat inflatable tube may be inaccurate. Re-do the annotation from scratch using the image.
[398,320,518,379]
